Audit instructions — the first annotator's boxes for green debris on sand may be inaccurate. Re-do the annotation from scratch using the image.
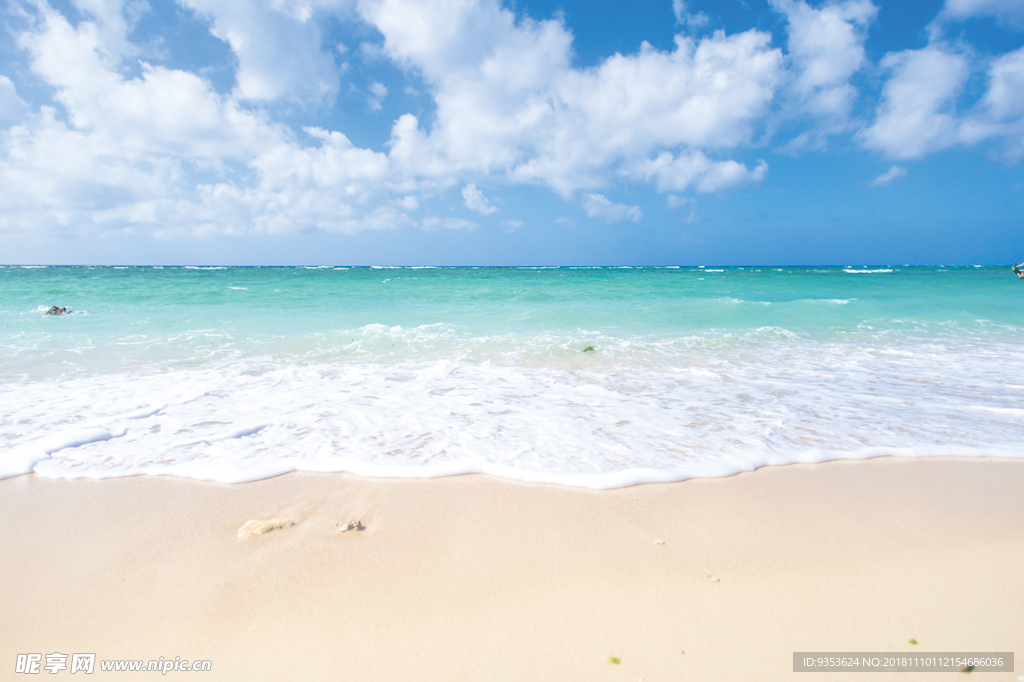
[607,656,620,665]
[583,345,595,352]
[908,639,918,645]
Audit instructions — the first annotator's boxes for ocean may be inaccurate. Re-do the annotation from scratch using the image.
[2,265,1022,487]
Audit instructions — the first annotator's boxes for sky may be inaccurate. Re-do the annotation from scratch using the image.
[0,0,1022,265]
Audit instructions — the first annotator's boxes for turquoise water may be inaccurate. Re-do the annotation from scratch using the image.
[2,265,1022,486]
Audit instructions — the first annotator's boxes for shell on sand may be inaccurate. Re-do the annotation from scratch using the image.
[237,518,294,538]
[335,520,365,533]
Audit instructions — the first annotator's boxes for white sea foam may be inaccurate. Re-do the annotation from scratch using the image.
[3,333,1023,486]
[844,268,893,273]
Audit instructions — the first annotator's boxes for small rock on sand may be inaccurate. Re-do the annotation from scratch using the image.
[237,519,294,538]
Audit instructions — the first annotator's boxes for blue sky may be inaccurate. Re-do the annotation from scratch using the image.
[0,0,1022,265]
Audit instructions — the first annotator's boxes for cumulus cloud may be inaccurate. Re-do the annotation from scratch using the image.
[501,219,522,232]
[672,0,709,29]
[5,0,1024,245]
[361,0,782,194]
[772,0,876,144]
[16,4,277,160]
[581,193,641,222]
[939,0,1024,27]
[628,151,768,193]
[961,46,1024,159]
[666,195,698,222]
[0,76,29,126]
[1,4,269,233]
[179,0,347,103]
[0,0,785,241]
[859,44,970,159]
[396,195,418,210]
[860,38,1024,161]
[462,183,498,214]
[978,47,1024,122]
[868,165,907,186]
[368,81,388,110]
[421,216,478,230]
[0,0,413,238]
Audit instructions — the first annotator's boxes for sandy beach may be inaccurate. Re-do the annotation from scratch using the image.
[1,457,1022,681]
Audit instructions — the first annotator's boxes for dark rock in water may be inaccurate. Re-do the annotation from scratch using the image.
[46,306,67,315]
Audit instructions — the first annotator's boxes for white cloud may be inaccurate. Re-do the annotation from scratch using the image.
[581,193,641,222]
[859,44,970,159]
[666,195,698,223]
[17,5,276,160]
[67,0,147,62]
[939,0,1024,27]
[0,1,413,239]
[979,47,1024,121]
[960,46,1024,159]
[179,0,348,103]
[257,127,389,194]
[461,183,498,214]
[1,4,266,233]
[628,151,768,193]
[421,216,478,231]
[0,0,793,242]
[772,0,876,132]
[673,0,709,29]
[868,165,907,187]
[501,219,522,232]
[0,76,29,127]
[8,0,1024,246]
[554,216,577,229]
[861,41,1024,161]
[368,80,387,110]
[360,0,782,194]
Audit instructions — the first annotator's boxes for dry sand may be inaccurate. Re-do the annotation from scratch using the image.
[1,457,1022,681]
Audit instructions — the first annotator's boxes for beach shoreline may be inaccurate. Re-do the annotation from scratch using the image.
[2,456,1022,680]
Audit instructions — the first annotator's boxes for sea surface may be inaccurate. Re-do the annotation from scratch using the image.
[2,265,1022,487]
